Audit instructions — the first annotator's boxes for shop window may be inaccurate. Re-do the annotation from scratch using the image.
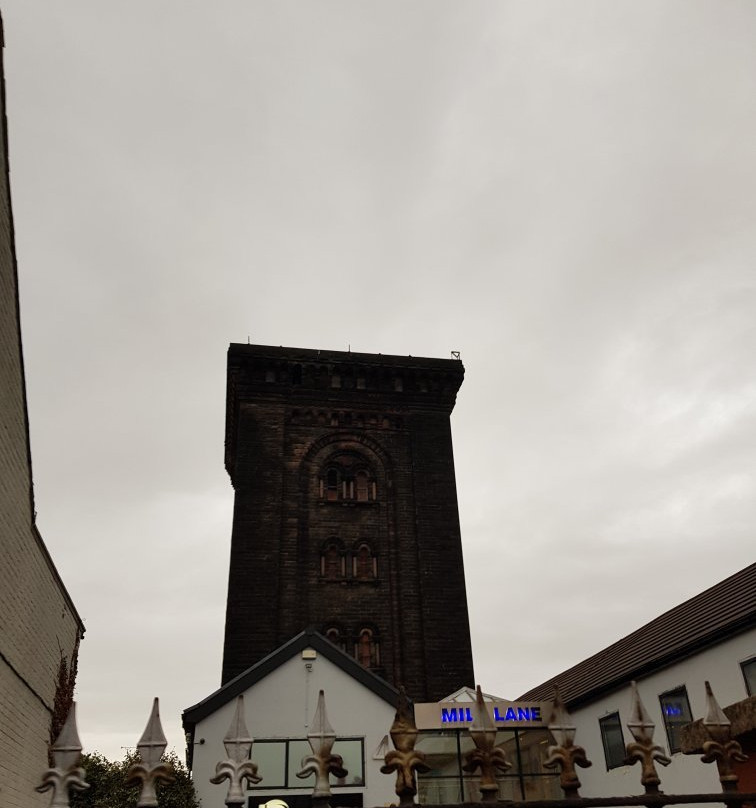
[355,628,380,669]
[321,541,345,579]
[742,658,756,696]
[353,543,377,580]
[599,712,626,769]
[659,687,692,753]
[250,739,364,789]
[417,728,559,802]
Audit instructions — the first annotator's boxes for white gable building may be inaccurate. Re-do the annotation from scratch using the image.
[519,563,756,797]
[183,630,399,808]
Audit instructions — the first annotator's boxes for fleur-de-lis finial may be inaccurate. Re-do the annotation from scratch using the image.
[543,686,591,798]
[462,685,511,802]
[625,682,670,793]
[296,690,347,806]
[125,698,175,807]
[210,695,262,806]
[381,687,429,807]
[36,702,89,808]
[700,681,748,792]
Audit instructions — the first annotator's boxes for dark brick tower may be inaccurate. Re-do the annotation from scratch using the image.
[221,344,474,702]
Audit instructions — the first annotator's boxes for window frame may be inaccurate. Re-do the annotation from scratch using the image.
[354,627,380,669]
[598,712,626,770]
[352,543,377,580]
[248,737,365,790]
[318,455,377,504]
[659,686,693,754]
[320,540,345,580]
[741,658,756,697]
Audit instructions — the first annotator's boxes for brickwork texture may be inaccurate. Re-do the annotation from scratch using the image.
[221,344,475,702]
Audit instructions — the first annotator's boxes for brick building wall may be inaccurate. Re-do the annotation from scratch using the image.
[221,344,474,702]
[0,18,83,807]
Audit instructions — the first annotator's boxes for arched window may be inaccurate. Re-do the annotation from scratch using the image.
[353,543,376,580]
[324,626,346,652]
[355,628,379,669]
[320,541,345,579]
[319,455,377,502]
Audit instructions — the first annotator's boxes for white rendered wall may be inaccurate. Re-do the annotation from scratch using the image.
[191,649,397,808]
[570,628,756,798]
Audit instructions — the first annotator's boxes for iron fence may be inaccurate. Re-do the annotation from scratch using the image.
[36,680,756,808]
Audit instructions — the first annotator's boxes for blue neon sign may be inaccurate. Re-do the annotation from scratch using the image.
[440,705,542,724]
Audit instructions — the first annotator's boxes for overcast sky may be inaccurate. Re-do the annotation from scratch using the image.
[3,1,755,761]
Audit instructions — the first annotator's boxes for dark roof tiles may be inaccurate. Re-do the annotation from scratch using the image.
[519,563,756,707]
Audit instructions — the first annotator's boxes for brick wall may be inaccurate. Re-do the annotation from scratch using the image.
[221,345,475,701]
[0,20,83,806]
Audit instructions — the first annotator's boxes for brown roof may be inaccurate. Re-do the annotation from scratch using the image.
[519,562,756,708]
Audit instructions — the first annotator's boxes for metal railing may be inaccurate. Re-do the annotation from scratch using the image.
[36,680,756,808]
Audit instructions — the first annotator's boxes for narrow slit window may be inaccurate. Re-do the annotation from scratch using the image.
[326,469,339,501]
[353,544,375,580]
[356,471,369,502]
[356,628,379,669]
[322,544,343,579]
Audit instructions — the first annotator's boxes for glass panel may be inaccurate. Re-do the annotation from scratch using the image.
[251,741,286,789]
[521,774,562,800]
[457,732,476,777]
[518,729,552,775]
[659,688,693,753]
[418,776,462,805]
[286,739,313,785]
[495,777,524,801]
[333,739,364,787]
[462,776,482,802]
[417,731,460,778]
[494,731,519,774]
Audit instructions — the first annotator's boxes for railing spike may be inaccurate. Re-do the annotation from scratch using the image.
[700,681,748,793]
[36,702,89,808]
[210,694,261,806]
[296,690,346,808]
[544,685,592,799]
[381,686,429,807]
[462,684,511,802]
[125,698,174,807]
[625,681,670,794]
